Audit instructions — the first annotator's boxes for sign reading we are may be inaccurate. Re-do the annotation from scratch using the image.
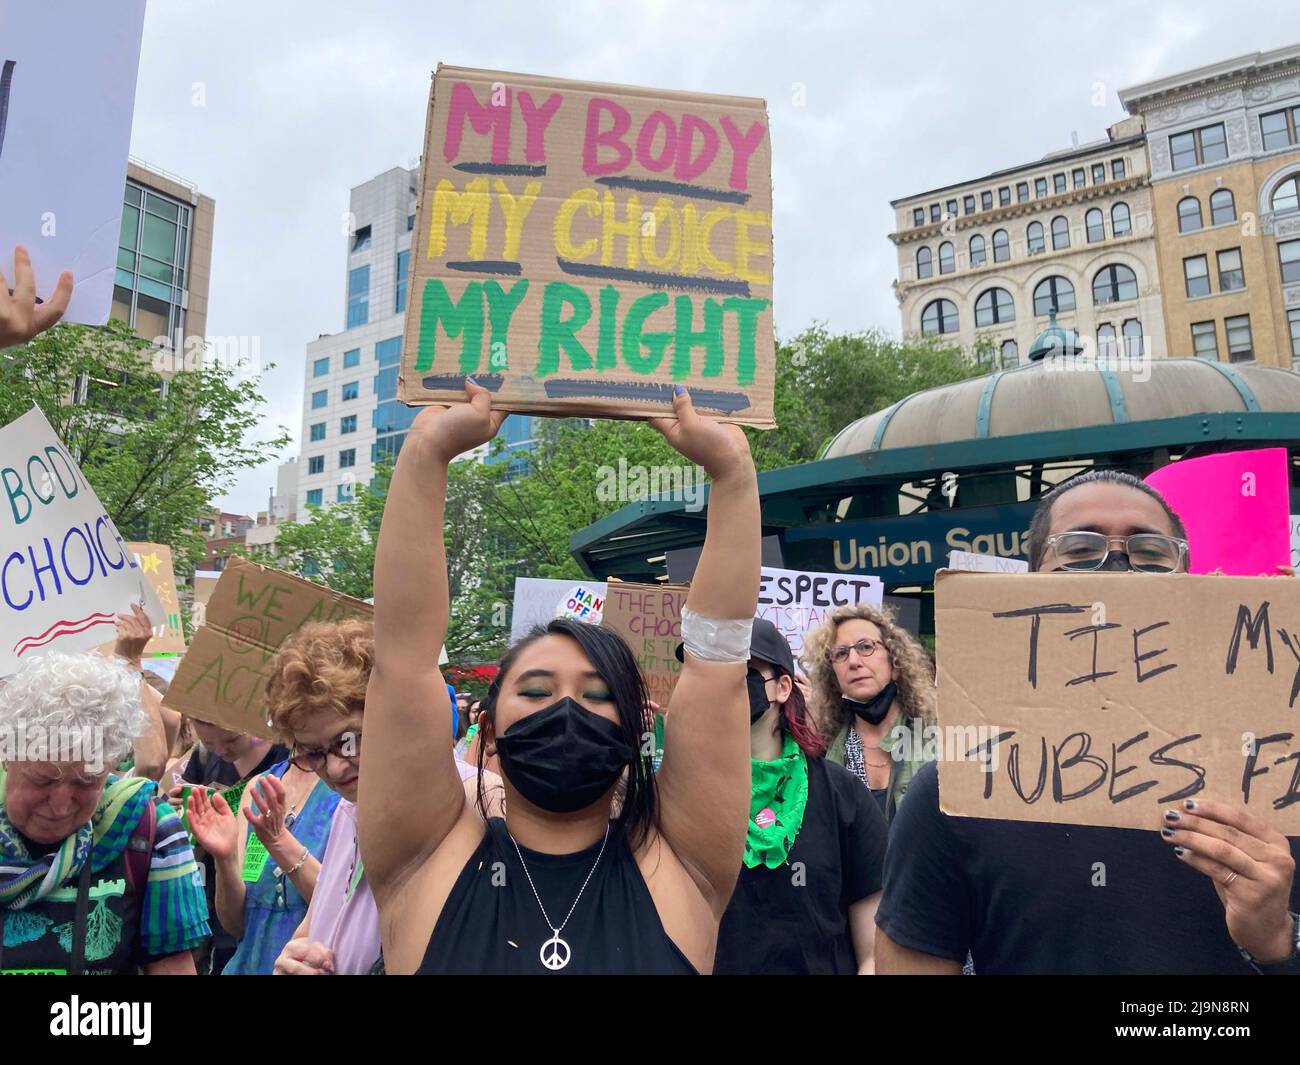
[935,571,1300,833]
[400,65,775,427]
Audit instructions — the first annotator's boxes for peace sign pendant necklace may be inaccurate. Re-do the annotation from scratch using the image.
[508,824,610,972]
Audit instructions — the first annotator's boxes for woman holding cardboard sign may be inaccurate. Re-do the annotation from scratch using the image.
[361,381,760,974]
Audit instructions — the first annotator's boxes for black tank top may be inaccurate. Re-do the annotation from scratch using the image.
[418,818,696,975]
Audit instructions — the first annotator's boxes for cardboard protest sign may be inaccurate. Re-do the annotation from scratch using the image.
[401,65,775,426]
[601,582,689,707]
[0,406,163,675]
[947,549,1029,574]
[0,0,146,325]
[1145,448,1290,576]
[94,543,187,656]
[934,571,1300,832]
[190,570,220,632]
[510,576,609,645]
[163,559,372,738]
[756,566,882,658]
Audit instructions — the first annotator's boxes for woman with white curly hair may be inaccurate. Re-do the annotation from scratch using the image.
[801,603,936,824]
[0,651,209,975]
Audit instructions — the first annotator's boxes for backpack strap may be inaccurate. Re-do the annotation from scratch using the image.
[124,797,157,897]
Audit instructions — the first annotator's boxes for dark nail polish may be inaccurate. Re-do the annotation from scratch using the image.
[466,375,479,386]
[1174,846,1186,856]
[1164,809,1180,822]
[1184,799,1197,810]
[673,384,686,396]
[1161,827,1175,838]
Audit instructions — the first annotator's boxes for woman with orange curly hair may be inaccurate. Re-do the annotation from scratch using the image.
[801,604,936,824]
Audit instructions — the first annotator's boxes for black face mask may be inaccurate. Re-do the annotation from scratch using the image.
[1062,552,1133,573]
[746,669,775,724]
[494,697,636,813]
[843,681,897,726]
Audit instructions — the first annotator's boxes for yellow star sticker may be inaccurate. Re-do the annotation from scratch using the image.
[140,552,162,576]
[157,586,175,607]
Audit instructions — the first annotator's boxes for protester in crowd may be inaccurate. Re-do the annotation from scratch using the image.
[877,469,1300,974]
[111,604,169,782]
[169,720,289,973]
[267,620,478,975]
[709,619,887,974]
[802,604,936,822]
[360,382,760,974]
[187,746,339,975]
[0,651,208,974]
[0,245,71,348]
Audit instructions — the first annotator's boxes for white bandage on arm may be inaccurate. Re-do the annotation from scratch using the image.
[679,607,753,663]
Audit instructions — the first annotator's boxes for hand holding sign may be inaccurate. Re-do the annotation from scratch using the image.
[1159,796,1298,963]
[0,246,71,348]
[648,387,750,481]
[409,379,509,465]
[112,602,153,669]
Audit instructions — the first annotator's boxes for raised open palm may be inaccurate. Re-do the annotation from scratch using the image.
[187,787,238,860]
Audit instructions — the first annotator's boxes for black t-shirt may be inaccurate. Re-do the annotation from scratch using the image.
[714,756,888,975]
[181,743,287,788]
[877,759,1300,975]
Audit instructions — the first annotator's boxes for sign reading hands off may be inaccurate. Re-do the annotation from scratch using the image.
[164,559,372,738]
[401,65,775,426]
[935,571,1300,833]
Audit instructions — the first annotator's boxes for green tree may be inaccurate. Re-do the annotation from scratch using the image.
[1,320,290,570]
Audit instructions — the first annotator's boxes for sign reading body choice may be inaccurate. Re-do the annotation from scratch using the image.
[0,406,164,675]
[401,65,775,427]
[0,0,147,325]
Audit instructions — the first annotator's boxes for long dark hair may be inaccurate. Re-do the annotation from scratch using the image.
[772,669,826,758]
[475,618,657,850]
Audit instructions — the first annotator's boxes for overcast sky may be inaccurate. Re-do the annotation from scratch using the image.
[125,0,1300,516]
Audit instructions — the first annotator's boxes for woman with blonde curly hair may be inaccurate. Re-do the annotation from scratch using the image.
[801,603,936,823]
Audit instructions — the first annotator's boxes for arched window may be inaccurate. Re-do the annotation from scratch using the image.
[916,246,933,279]
[1033,276,1076,316]
[1111,202,1132,237]
[1273,174,1300,215]
[1086,208,1105,243]
[1097,323,1118,358]
[975,287,1015,327]
[969,234,987,266]
[992,229,1010,262]
[1051,216,1070,250]
[1000,339,1019,367]
[1093,264,1138,305]
[1027,221,1045,255]
[1209,188,1236,226]
[1123,319,1144,358]
[1178,196,1203,233]
[938,241,955,275]
[921,299,959,336]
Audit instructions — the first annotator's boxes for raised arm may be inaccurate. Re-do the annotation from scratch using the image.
[359,381,506,901]
[649,388,759,914]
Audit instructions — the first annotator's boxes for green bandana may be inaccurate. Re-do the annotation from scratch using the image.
[744,734,809,869]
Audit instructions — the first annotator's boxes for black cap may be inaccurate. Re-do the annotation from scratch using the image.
[675,617,795,675]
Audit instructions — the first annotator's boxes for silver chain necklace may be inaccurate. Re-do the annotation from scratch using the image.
[507,824,610,972]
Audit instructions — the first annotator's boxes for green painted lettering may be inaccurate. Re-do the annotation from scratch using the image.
[621,293,671,375]
[672,295,724,379]
[414,279,484,374]
[483,279,529,373]
[538,281,593,376]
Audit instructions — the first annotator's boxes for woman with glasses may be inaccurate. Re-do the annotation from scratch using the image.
[802,604,937,823]
[185,679,341,975]
[711,619,887,974]
[265,621,478,975]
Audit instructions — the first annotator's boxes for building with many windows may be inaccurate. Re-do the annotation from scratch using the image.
[112,159,215,351]
[1119,44,1300,366]
[889,120,1164,367]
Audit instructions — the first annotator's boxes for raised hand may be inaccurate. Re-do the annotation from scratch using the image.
[1160,795,1297,962]
[114,602,153,669]
[408,378,508,465]
[247,774,291,850]
[649,386,752,482]
[0,246,72,348]
[187,787,238,861]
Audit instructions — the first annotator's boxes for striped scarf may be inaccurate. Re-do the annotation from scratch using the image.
[0,765,153,910]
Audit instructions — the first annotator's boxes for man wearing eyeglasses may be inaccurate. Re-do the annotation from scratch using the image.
[876,469,1300,975]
